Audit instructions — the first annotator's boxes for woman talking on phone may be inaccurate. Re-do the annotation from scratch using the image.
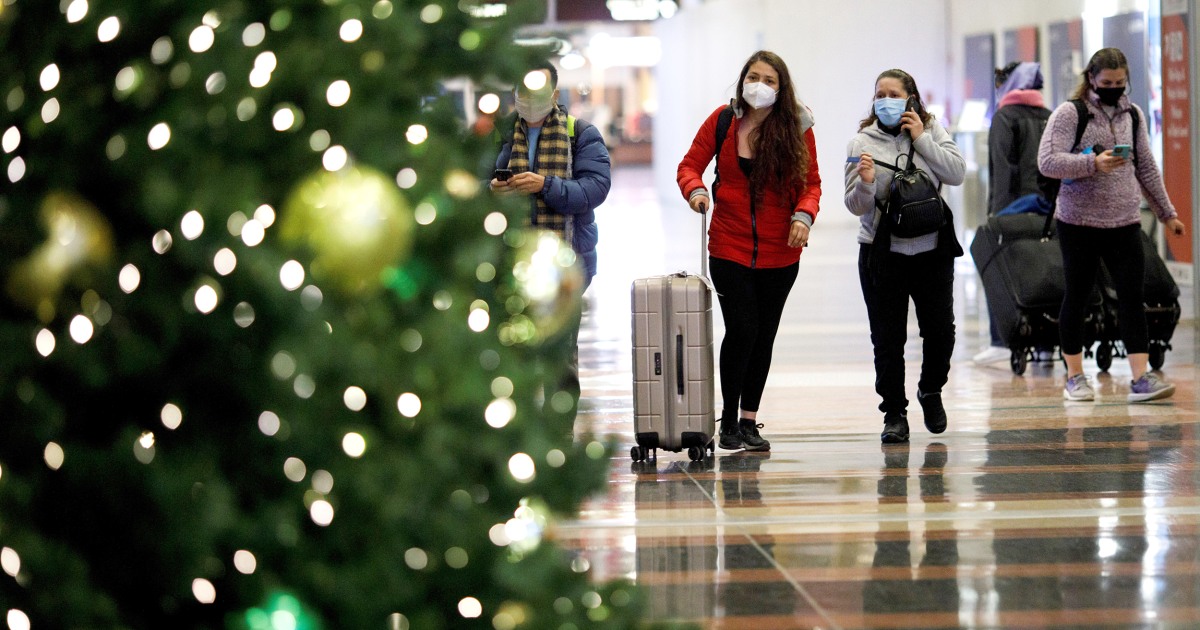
[844,68,965,444]
[1037,47,1186,403]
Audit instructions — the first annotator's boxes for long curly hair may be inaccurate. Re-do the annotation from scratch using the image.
[734,50,810,199]
[857,68,933,130]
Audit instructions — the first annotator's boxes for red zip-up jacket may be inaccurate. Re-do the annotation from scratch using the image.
[677,105,821,269]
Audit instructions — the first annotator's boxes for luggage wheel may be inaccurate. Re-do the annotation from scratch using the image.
[1149,345,1166,370]
[1096,342,1113,372]
[1010,349,1027,375]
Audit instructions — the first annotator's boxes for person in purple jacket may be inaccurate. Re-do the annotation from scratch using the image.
[1037,47,1186,403]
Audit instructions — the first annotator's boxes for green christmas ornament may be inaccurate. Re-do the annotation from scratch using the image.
[503,229,584,345]
[279,166,413,294]
[5,191,114,319]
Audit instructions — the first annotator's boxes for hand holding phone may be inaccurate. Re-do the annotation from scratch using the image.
[493,168,513,182]
[1112,144,1132,160]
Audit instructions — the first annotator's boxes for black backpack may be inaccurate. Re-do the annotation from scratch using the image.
[710,106,735,195]
[873,142,947,239]
[1042,99,1140,208]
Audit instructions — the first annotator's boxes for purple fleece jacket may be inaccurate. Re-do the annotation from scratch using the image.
[1037,91,1177,228]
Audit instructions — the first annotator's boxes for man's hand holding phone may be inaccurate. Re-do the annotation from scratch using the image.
[490,168,515,192]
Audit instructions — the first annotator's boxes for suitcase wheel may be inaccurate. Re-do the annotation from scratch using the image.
[687,446,704,462]
[1149,345,1166,370]
[1096,342,1113,372]
[630,446,655,462]
[1010,350,1027,376]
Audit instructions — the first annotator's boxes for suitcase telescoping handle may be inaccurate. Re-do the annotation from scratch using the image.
[700,209,709,279]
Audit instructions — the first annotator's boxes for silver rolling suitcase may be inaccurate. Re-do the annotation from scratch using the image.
[630,213,715,462]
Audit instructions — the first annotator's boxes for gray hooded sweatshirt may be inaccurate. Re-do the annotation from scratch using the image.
[844,119,966,254]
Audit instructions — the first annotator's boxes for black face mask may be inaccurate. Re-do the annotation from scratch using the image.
[1095,86,1125,106]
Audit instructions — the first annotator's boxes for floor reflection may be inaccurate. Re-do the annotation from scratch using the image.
[560,166,1200,629]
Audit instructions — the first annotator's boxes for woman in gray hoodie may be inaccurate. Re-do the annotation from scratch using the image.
[844,69,965,444]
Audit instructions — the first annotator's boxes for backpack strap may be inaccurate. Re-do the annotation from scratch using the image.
[1069,99,1090,153]
[711,106,734,193]
[1127,106,1140,167]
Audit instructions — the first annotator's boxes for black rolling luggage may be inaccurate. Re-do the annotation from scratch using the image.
[970,213,1102,374]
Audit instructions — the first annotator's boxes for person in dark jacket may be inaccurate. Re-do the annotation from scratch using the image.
[491,62,611,418]
[676,50,822,452]
[973,61,1053,366]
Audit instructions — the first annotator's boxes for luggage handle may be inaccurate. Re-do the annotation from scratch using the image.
[675,333,685,396]
[700,209,708,279]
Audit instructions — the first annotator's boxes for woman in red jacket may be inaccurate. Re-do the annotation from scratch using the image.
[677,50,821,452]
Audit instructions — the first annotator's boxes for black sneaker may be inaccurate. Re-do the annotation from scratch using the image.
[718,418,743,450]
[881,411,909,444]
[738,419,770,451]
[917,389,947,434]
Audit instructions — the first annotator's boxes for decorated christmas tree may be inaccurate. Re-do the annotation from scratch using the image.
[0,1,643,627]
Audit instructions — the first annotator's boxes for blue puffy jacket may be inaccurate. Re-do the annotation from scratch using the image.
[495,114,611,284]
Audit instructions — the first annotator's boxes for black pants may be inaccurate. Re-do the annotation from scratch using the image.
[1057,221,1146,355]
[858,245,955,414]
[709,257,798,416]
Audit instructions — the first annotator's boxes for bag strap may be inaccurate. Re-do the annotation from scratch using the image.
[1040,208,1055,241]
[1127,106,1140,167]
[1069,99,1090,153]
[711,106,735,193]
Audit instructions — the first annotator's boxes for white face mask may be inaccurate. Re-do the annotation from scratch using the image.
[742,81,778,109]
[515,94,555,123]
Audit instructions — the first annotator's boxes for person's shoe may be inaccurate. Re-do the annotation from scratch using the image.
[1128,372,1176,403]
[718,417,743,450]
[881,412,909,444]
[1063,374,1095,401]
[972,346,1009,366]
[738,419,770,451]
[917,389,947,434]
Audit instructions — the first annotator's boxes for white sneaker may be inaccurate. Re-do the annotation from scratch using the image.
[972,346,1010,365]
[1063,374,1096,401]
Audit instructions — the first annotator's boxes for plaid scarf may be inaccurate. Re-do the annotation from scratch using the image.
[507,106,572,237]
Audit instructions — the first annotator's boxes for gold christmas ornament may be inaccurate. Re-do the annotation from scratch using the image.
[279,165,414,294]
[501,230,583,345]
[6,192,115,318]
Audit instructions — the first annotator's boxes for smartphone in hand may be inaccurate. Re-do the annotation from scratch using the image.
[494,168,513,181]
[905,95,918,112]
[1111,144,1132,159]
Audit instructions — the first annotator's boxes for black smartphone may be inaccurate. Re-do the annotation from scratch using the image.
[905,95,918,112]
[494,168,513,181]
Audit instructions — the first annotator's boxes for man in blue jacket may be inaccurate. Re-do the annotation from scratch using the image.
[490,62,611,419]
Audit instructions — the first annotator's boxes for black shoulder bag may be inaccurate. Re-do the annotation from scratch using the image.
[874,141,947,239]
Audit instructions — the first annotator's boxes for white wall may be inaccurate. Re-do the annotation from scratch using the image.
[653,0,951,227]
[945,0,1149,116]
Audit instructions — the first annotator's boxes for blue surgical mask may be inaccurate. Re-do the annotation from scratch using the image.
[874,97,906,128]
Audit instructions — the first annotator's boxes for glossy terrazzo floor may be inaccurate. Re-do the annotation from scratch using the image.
[560,166,1200,629]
